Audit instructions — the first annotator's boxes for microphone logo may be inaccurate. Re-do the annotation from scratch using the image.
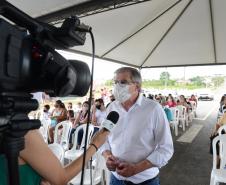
[102,111,119,131]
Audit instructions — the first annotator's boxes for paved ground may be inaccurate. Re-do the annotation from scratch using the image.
[160,100,221,185]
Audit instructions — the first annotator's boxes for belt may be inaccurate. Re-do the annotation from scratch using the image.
[123,175,159,185]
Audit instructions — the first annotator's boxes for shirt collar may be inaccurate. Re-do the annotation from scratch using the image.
[135,93,143,106]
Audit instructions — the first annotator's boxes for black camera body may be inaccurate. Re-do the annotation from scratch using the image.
[0,2,93,184]
[0,1,91,97]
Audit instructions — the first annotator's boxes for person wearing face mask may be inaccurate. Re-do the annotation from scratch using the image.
[106,94,116,108]
[101,67,174,185]
[92,98,107,126]
[48,100,67,143]
[68,101,89,149]
[40,104,50,120]
[92,98,107,134]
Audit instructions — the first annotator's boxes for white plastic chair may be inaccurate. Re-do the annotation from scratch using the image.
[218,125,226,136]
[39,118,51,143]
[48,143,65,164]
[53,120,72,151]
[190,100,197,118]
[170,108,179,136]
[217,125,226,170]
[35,110,42,119]
[177,106,187,131]
[70,152,106,185]
[210,134,226,185]
[64,124,94,162]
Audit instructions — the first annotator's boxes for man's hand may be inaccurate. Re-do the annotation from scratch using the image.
[103,151,120,171]
[116,162,137,177]
[106,155,120,171]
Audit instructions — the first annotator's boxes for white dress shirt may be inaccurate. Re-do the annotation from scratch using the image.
[101,94,174,183]
[95,109,107,126]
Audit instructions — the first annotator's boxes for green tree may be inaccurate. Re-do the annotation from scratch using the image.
[160,72,170,86]
[189,76,205,86]
[211,76,224,88]
[105,79,113,86]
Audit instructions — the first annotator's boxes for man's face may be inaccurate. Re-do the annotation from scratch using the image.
[114,71,138,96]
[95,102,101,109]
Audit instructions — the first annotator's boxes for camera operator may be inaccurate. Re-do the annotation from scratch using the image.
[0,128,109,185]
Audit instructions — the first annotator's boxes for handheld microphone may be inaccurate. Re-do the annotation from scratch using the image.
[102,111,119,131]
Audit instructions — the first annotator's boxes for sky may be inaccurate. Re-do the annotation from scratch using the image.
[58,50,226,81]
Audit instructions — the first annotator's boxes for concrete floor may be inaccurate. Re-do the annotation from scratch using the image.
[160,109,220,185]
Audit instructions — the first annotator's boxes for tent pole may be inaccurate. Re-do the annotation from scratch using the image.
[209,0,217,63]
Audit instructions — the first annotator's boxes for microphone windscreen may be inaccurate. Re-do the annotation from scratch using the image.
[106,111,119,124]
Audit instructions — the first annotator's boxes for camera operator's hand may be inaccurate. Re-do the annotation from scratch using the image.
[90,128,109,149]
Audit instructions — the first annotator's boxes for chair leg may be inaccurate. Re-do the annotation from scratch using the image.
[182,121,185,131]
[101,169,107,185]
[210,176,215,185]
[186,117,189,126]
[175,124,178,136]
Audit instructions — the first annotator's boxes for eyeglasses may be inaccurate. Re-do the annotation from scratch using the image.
[113,80,135,86]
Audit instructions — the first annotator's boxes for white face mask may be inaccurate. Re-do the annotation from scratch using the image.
[113,83,132,103]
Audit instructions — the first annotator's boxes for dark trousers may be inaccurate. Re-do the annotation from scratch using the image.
[110,174,160,185]
[69,128,83,146]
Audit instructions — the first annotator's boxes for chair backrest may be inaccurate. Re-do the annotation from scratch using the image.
[218,124,226,136]
[71,124,94,151]
[177,105,186,119]
[212,134,226,169]
[92,152,106,184]
[54,120,72,150]
[80,124,94,149]
[190,101,197,109]
[35,110,42,119]
[170,108,179,123]
[48,143,64,163]
[39,119,51,143]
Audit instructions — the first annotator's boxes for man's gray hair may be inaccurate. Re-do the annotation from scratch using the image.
[114,67,142,85]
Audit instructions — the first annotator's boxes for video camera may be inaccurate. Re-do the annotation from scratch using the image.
[0,0,91,97]
[0,1,92,185]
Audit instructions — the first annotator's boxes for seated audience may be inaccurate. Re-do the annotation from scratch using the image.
[69,101,89,148]
[188,94,198,106]
[40,104,50,120]
[166,96,177,108]
[48,100,67,143]
[92,98,107,134]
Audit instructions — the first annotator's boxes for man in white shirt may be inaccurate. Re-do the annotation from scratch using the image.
[101,67,174,185]
[92,98,107,126]
[92,98,107,135]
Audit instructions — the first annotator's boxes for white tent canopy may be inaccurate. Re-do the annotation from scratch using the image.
[7,0,226,68]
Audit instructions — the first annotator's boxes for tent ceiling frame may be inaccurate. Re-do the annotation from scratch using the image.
[67,47,226,69]
[101,0,182,58]
[140,0,193,68]
[66,49,139,68]
[209,0,217,63]
[37,0,152,23]
[57,0,222,69]
[141,62,226,68]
